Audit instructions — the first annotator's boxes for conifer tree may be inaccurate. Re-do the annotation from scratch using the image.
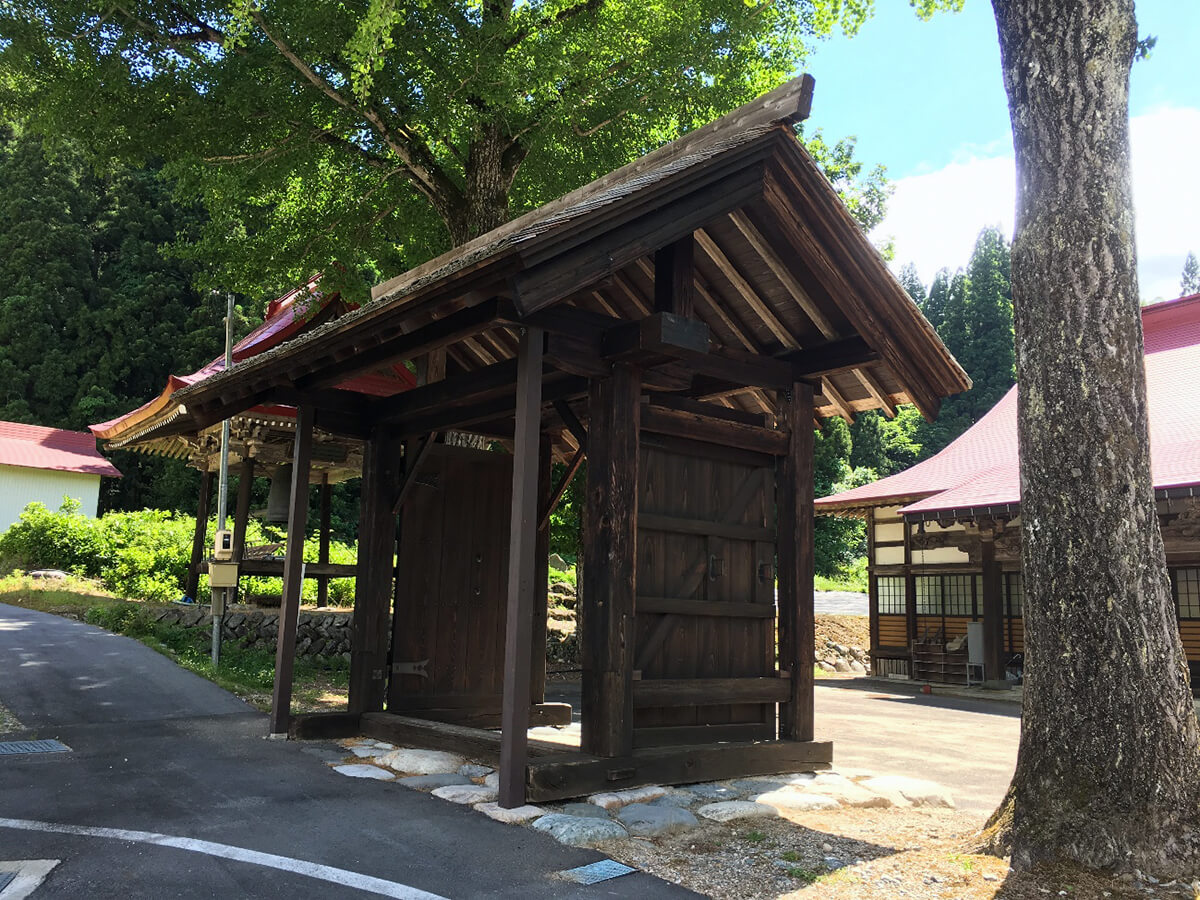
[1181,251,1200,296]
[959,226,1015,420]
[921,268,953,340]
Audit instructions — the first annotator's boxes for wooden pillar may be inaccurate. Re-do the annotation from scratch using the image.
[499,326,544,808]
[186,468,214,600]
[317,474,331,608]
[580,362,640,758]
[778,382,815,741]
[904,520,917,650]
[980,533,1005,681]
[654,234,695,317]
[349,427,403,715]
[269,406,314,737]
[866,507,879,657]
[531,433,552,706]
[231,456,255,562]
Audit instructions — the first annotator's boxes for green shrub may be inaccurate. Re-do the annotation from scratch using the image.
[0,499,111,577]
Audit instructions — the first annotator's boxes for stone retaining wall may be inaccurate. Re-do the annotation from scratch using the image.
[153,605,354,659]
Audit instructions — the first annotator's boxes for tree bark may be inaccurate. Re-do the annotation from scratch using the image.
[984,0,1200,874]
[446,122,526,246]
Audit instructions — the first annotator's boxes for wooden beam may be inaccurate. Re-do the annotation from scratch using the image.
[415,348,446,386]
[641,404,789,456]
[728,209,839,339]
[499,326,544,808]
[637,597,776,618]
[854,366,898,418]
[349,426,403,715]
[981,536,1005,682]
[777,382,815,742]
[269,405,314,737]
[391,432,439,515]
[376,359,518,425]
[186,467,213,601]
[539,446,585,532]
[552,399,588,450]
[316,473,331,608]
[526,738,832,803]
[581,363,640,758]
[784,335,880,378]
[361,712,563,764]
[532,433,553,708]
[695,228,799,351]
[654,235,695,317]
[819,376,855,424]
[602,312,709,361]
[645,393,767,428]
[288,711,362,740]
[633,677,791,708]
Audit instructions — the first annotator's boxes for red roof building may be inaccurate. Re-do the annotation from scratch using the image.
[816,293,1200,685]
[0,421,121,529]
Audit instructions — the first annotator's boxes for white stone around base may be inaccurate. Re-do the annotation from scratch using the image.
[696,800,779,822]
[531,814,628,847]
[331,764,394,780]
[379,748,467,775]
[753,790,840,812]
[587,785,667,810]
[474,802,545,824]
[431,783,499,804]
[860,775,955,809]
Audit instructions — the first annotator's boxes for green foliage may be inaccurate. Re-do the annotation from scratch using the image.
[0,502,356,604]
[0,0,955,298]
[1181,251,1200,296]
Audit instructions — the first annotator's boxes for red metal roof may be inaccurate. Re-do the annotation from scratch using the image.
[817,293,1200,517]
[0,421,122,478]
[91,277,416,441]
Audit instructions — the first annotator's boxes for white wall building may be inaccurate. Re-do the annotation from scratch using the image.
[0,421,121,531]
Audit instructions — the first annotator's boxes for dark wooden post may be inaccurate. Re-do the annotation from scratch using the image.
[778,382,815,742]
[580,362,640,758]
[349,427,403,715]
[186,467,214,600]
[231,456,255,562]
[269,405,314,737]
[980,532,1005,681]
[866,507,879,658]
[654,234,695,317]
[904,520,917,651]
[531,433,552,706]
[317,474,331,608]
[499,326,544,808]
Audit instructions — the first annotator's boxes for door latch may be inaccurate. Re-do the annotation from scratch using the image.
[392,659,430,678]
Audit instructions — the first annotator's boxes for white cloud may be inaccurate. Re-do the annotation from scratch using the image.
[873,106,1200,303]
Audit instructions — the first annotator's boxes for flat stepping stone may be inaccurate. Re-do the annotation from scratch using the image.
[398,773,473,791]
[431,783,499,804]
[753,789,840,812]
[688,783,742,801]
[650,789,697,809]
[805,773,892,809]
[379,748,466,775]
[728,775,811,794]
[348,745,385,758]
[616,803,699,837]
[531,814,628,848]
[560,802,612,819]
[474,802,545,824]
[459,763,493,778]
[860,775,954,809]
[696,800,779,823]
[587,785,666,810]
[331,764,394,781]
[482,772,500,789]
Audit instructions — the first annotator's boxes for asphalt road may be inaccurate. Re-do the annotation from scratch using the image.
[814,679,1020,816]
[0,603,696,899]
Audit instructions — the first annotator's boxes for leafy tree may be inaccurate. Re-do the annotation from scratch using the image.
[0,0,919,300]
[1181,251,1200,296]
[983,0,1200,874]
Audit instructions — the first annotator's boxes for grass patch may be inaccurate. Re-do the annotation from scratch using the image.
[744,830,766,843]
[1,576,348,714]
[814,573,866,593]
[785,866,820,882]
[779,850,800,863]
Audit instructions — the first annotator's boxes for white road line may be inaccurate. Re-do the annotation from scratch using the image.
[0,818,448,900]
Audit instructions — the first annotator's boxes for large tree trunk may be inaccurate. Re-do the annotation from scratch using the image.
[445,122,525,246]
[983,0,1200,874]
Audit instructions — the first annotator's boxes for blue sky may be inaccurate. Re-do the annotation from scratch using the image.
[800,0,1200,301]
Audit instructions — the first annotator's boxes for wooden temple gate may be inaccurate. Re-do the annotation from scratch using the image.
[129,76,968,807]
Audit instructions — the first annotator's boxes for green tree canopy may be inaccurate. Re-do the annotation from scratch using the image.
[0,0,939,301]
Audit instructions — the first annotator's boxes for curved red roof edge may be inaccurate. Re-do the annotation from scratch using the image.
[818,292,1200,517]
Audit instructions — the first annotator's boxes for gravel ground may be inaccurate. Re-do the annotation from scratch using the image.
[0,700,21,734]
[602,807,1195,899]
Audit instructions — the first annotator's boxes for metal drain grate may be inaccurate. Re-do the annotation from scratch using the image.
[0,871,16,892]
[0,739,70,756]
[557,859,636,885]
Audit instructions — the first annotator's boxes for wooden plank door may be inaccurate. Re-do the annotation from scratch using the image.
[633,438,778,748]
[388,445,513,722]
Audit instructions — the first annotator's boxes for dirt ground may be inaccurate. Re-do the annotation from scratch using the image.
[813,615,869,652]
[605,807,1195,900]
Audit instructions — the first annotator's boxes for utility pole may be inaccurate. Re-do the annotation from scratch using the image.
[213,292,235,666]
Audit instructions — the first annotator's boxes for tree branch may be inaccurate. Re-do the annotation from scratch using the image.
[503,0,605,52]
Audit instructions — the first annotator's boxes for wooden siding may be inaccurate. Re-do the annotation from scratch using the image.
[1178,620,1200,662]
[877,614,908,648]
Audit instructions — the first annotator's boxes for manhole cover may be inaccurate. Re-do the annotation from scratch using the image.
[557,859,636,885]
[0,739,70,756]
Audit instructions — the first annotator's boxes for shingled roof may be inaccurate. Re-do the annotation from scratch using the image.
[817,293,1200,518]
[0,421,121,478]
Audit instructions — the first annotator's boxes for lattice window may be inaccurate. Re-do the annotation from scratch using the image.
[915,575,941,615]
[1174,568,1200,619]
[1005,572,1024,616]
[876,576,906,614]
[943,575,974,616]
